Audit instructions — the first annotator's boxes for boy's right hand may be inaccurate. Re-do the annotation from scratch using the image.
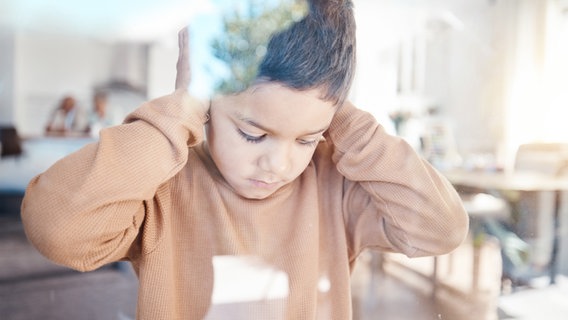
[175,27,191,91]
[175,26,210,124]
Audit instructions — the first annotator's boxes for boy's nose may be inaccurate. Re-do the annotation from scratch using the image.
[259,142,291,174]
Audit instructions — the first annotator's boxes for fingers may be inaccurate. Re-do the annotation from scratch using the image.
[175,26,191,90]
[178,27,188,54]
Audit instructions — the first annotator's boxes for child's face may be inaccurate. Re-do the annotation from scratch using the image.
[206,82,335,199]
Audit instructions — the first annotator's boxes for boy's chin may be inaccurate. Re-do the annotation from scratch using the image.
[233,182,286,200]
[236,189,277,200]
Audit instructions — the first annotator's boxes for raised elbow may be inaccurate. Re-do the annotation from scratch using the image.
[21,198,99,272]
[433,201,470,256]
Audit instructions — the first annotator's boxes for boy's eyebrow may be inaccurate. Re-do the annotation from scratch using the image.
[234,112,328,136]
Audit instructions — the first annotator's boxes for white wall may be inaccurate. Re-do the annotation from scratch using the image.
[0,31,16,125]
[351,0,548,165]
[351,0,401,134]
[0,31,177,137]
[3,0,565,157]
[147,35,179,100]
[13,33,112,136]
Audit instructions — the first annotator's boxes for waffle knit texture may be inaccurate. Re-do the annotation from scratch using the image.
[21,89,468,319]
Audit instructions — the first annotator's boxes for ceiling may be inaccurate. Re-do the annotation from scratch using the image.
[0,0,215,42]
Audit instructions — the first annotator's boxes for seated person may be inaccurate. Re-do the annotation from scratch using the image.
[45,95,86,135]
[86,91,119,136]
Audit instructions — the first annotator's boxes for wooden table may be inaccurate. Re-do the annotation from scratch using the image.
[443,170,568,284]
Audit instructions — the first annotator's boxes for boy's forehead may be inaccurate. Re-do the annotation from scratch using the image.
[228,85,334,134]
[231,107,329,132]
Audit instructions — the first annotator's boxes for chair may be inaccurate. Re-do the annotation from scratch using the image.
[457,187,528,291]
[514,143,568,176]
[0,126,23,158]
[507,143,568,281]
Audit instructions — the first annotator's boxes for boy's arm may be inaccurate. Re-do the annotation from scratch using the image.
[327,101,469,258]
[21,90,208,272]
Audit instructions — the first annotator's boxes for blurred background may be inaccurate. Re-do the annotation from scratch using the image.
[1,0,567,163]
[1,0,568,319]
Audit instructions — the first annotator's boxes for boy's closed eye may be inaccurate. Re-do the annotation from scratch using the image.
[297,136,323,147]
[237,128,266,143]
[237,127,323,147]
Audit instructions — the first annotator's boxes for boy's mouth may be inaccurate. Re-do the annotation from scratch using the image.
[249,179,281,189]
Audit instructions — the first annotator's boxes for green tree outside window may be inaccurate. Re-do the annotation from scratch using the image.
[211,0,307,94]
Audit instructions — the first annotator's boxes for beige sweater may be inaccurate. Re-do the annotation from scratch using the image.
[21,90,468,320]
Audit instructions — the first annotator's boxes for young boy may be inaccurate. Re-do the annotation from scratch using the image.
[21,0,468,319]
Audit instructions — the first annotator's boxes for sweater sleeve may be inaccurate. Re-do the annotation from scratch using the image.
[327,101,469,259]
[21,89,207,271]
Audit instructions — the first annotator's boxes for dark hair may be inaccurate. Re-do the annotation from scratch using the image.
[257,0,356,106]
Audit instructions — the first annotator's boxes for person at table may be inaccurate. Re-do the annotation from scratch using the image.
[45,95,87,136]
[21,0,469,318]
[85,91,119,137]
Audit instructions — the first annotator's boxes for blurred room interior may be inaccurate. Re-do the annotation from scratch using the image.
[1,0,568,319]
